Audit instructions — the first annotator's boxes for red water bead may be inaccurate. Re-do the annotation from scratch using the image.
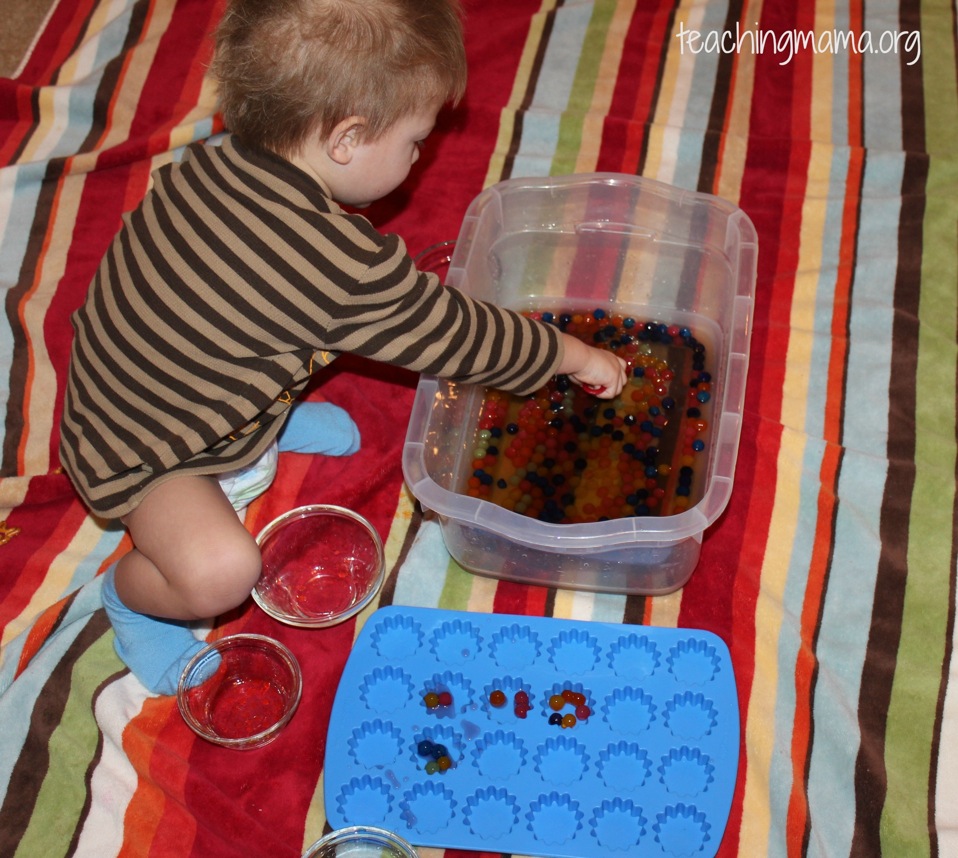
[489,689,507,708]
[514,704,529,719]
[514,690,529,706]
[561,689,577,703]
[438,691,453,707]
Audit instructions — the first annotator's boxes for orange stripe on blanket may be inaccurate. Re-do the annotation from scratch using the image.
[15,595,70,677]
[3,496,90,653]
[119,696,198,857]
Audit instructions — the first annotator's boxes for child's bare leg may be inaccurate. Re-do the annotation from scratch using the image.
[102,474,262,694]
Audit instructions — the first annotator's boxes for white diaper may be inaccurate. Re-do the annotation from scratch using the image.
[217,442,279,514]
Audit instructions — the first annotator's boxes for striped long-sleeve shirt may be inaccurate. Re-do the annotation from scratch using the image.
[59,135,562,518]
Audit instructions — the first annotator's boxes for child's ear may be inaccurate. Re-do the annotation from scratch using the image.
[327,116,366,165]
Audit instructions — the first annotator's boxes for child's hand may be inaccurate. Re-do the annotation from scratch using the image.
[558,334,628,399]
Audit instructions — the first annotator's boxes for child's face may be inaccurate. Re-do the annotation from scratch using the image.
[297,105,441,208]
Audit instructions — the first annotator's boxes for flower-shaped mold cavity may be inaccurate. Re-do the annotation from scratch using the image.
[463,786,521,840]
[533,734,589,786]
[400,780,457,835]
[369,613,423,660]
[608,634,660,681]
[489,623,541,671]
[470,730,526,781]
[667,638,721,686]
[590,798,648,852]
[410,724,464,769]
[347,719,403,769]
[659,747,715,798]
[334,776,392,825]
[547,628,601,675]
[664,692,719,740]
[420,671,473,719]
[541,681,593,721]
[653,803,711,857]
[525,791,584,846]
[596,741,653,792]
[359,665,416,714]
[482,675,533,723]
[429,618,482,665]
[601,687,656,734]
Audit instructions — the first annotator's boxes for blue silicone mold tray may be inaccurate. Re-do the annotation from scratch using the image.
[324,606,739,857]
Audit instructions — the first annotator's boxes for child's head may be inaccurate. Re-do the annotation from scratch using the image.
[212,0,467,158]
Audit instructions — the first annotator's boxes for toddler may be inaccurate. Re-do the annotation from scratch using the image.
[59,0,627,694]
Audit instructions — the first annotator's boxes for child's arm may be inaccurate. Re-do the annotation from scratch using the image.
[557,333,628,399]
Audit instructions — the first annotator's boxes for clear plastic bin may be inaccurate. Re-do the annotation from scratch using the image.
[402,173,757,594]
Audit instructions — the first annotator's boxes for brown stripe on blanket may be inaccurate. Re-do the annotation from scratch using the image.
[500,0,562,181]
[850,12,927,851]
[0,610,114,854]
[698,0,745,194]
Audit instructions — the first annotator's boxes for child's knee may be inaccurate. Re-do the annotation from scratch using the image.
[179,539,262,618]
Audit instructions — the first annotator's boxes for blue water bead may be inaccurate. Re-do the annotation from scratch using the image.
[541,311,554,323]
[593,308,606,320]
[696,390,711,404]
[623,317,635,328]
[692,439,706,452]
[506,423,519,434]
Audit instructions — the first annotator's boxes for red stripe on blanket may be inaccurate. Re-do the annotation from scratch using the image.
[597,0,676,175]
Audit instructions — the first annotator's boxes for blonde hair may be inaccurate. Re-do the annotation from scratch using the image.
[211,0,467,156]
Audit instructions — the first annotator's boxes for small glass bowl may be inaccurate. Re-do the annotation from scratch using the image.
[253,505,386,628]
[177,634,302,750]
[414,240,456,280]
[302,826,419,857]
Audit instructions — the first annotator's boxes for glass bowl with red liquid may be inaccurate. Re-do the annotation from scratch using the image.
[253,505,386,628]
[302,826,419,857]
[177,634,302,750]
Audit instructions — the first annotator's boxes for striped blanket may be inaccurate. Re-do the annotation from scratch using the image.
[1,0,954,856]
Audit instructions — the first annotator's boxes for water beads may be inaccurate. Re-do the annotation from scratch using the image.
[465,310,712,524]
[417,739,454,775]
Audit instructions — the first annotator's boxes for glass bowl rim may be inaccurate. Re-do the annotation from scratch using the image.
[252,504,386,629]
[176,633,303,749]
